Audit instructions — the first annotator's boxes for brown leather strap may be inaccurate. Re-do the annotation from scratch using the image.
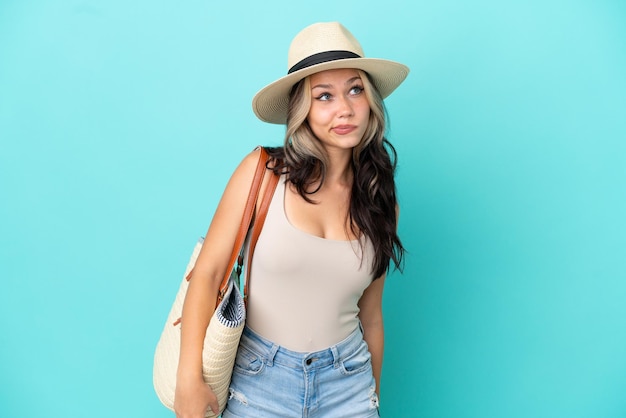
[176,148,270,324]
[214,146,269,307]
[243,169,280,301]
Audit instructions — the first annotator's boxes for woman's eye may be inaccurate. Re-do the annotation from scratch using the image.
[350,86,364,95]
[316,93,332,101]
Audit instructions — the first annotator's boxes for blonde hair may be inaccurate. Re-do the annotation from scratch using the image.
[352,70,386,169]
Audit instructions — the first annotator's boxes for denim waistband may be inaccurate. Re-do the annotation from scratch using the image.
[240,324,365,370]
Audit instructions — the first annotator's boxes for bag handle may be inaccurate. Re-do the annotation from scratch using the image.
[182,147,272,305]
[175,147,277,325]
[215,146,271,306]
[243,166,280,302]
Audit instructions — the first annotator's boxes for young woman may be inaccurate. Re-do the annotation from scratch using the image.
[174,22,409,418]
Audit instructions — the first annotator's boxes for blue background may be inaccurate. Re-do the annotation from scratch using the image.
[1,1,625,417]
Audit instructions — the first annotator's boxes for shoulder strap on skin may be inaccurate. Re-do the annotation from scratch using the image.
[244,167,280,301]
[214,146,269,307]
[177,148,277,323]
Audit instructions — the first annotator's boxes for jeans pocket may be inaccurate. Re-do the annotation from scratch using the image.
[233,344,266,376]
[339,341,372,376]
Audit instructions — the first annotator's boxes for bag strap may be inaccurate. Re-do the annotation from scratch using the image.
[243,167,280,302]
[215,146,270,306]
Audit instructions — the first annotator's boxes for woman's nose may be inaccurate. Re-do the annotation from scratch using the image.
[337,95,354,117]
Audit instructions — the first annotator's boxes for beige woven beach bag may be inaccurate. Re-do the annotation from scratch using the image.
[153,147,278,417]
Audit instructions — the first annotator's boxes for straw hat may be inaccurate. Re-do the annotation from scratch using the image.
[252,22,410,124]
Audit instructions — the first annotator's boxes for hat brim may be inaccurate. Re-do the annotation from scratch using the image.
[252,58,409,124]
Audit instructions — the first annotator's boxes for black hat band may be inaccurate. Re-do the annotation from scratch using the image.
[288,50,361,74]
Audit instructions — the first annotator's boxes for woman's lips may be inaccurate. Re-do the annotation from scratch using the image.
[332,125,357,135]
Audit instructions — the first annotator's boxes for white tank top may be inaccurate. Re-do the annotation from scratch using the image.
[245,175,376,352]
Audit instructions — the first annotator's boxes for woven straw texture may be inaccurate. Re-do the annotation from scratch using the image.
[153,238,246,417]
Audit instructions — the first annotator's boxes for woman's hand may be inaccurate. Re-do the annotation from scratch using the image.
[174,377,219,418]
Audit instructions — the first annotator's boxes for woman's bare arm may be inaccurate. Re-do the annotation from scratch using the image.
[174,148,263,417]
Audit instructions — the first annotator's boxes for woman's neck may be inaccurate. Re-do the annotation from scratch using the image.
[323,148,353,187]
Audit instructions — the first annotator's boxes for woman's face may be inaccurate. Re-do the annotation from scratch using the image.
[307,68,371,153]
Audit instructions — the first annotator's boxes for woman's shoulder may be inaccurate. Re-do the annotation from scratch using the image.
[231,146,285,187]
[237,145,282,167]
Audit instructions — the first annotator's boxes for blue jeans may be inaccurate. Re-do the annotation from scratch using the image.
[221,325,380,417]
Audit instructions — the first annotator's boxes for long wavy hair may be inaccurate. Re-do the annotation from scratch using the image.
[265,70,404,279]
